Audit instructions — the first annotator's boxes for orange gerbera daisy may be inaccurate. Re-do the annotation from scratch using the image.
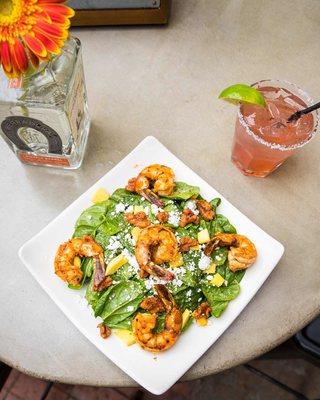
[0,0,74,78]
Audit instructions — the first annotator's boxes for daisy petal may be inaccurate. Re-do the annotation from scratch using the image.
[34,11,52,23]
[35,20,68,39]
[41,4,75,18]
[0,41,12,73]
[26,47,40,69]
[38,0,68,3]
[45,9,70,26]
[10,50,21,78]
[34,31,61,54]
[24,34,47,58]
[11,39,28,73]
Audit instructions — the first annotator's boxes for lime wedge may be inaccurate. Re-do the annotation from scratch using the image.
[219,84,266,107]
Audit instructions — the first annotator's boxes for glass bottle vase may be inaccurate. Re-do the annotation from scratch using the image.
[0,37,90,169]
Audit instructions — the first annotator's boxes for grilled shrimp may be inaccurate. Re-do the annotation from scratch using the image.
[127,164,175,197]
[205,233,257,272]
[54,236,104,286]
[135,225,178,281]
[132,284,182,352]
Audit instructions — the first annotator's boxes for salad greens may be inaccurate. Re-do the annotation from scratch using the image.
[70,178,245,335]
[164,182,200,200]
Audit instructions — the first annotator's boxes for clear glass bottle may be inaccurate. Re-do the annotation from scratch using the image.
[0,37,90,169]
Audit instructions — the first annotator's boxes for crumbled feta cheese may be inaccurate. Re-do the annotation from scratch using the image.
[126,205,134,213]
[188,263,195,271]
[107,237,121,251]
[122,249,139,272]
[168,211,180,227]
[186,289,192,296]
[115,203,126,213]
[124,233,135,246]
[185,200,199,215]
[206,275,213,280]
[198,252,211,270]
[143,207,150,215]
[172,278,183,287]
[151,204,159,215]
[144,276,168,290]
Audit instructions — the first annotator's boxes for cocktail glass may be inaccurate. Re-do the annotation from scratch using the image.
[231,79,319,177]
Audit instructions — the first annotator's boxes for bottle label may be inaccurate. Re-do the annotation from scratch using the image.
[1,116,63,154]
[18,152,70,167]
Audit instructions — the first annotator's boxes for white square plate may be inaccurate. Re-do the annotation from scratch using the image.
[19,136,284,395]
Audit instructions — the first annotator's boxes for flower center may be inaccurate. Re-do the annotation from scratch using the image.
[0,0,24,27]
[0,0,13,16]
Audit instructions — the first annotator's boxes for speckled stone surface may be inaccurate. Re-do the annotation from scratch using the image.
[0,0,319,387]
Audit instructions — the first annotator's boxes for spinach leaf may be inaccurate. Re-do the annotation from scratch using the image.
[210,198,221,211]
[73,201,110,238]
[104,296,143,326]
[164,182,200,200]
[110,188,142,205]
[73,225,95,237]
[68,258,93,290]
[112,263,136,281]
[176,224,199,239]
[85,275,108,309]
[211,248,228,266]
[202,281,240,317]
[216,214,237,234]
[234,270,246,283]
[174,286,203,311]
[94,281,146,325]
[210,214,237,235]
[106,316,134,330]
[224,266,246,284]
[96,213,125,237]
[202,280,240,302]
[180,252,202,287]
[75,201,109,229]
[211,301,229,318]
[154,313,166,333]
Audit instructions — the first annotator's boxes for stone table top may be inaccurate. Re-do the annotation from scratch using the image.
[1,0,319,387]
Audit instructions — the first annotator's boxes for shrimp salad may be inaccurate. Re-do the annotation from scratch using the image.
[54,164,257,352]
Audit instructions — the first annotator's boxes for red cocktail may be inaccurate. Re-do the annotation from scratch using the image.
[231,80,319,177]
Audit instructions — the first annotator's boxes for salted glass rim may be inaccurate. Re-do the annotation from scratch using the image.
[237,79,320,151]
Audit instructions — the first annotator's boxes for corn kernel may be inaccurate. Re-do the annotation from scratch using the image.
[197,317,208,327]
[131,226,141,242]
[73,256,81,268]
[92,188,110,203]
[197,229,210,244]
[105,253,128,275]
[182,309,192,329]
[210,273,225,287]
[114,329,136,346]
[169,252,184,268]
[204,263,216,274]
